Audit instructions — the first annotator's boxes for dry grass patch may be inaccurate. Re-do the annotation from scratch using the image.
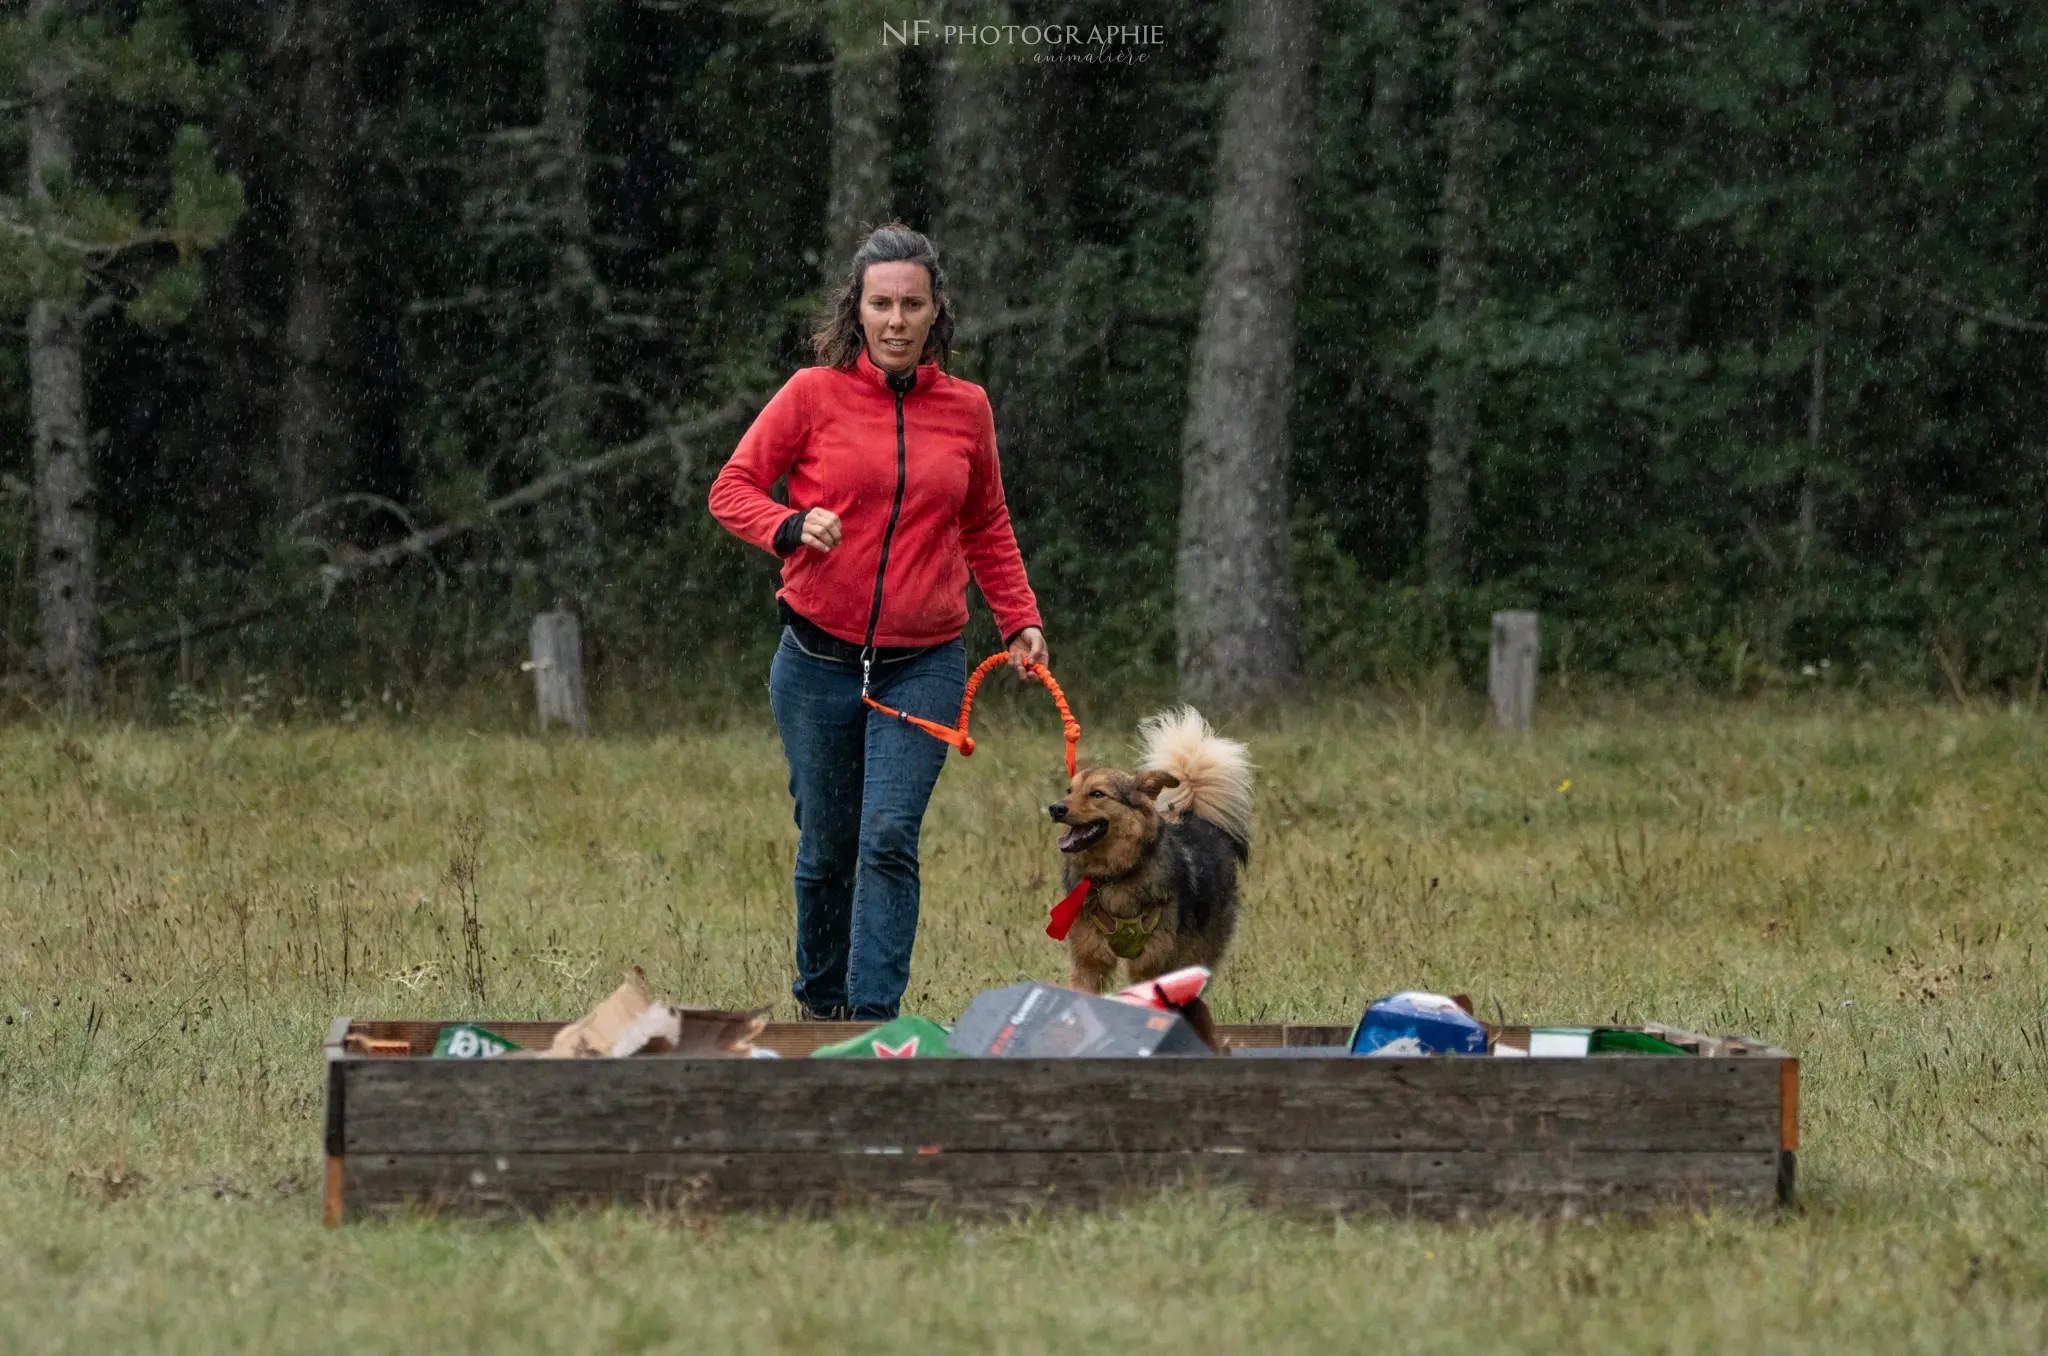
[1,697,2046,1351]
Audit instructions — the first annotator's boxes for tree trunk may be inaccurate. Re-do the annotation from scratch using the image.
[279,0,356,521]
[1424,0,1502,591]
[1369,0,1421,152]
[544,0,598,468]
[539,0,601,606]
[1798,310,1824,584]
[826,1,898,273]
[932,1,1025,331]
[933,1,1062,509]
[195,2,296,553]
[28,0,96,707]
[1368,0,1422,249]
[1175,0,1320,709]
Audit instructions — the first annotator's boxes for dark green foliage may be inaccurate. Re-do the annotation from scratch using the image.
[0,3,242,312]
[4,0,2048,709]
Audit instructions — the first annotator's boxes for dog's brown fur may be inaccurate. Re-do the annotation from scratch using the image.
[1047,708,1252,995]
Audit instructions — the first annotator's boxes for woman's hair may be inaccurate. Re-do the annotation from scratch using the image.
[810,222,955,370]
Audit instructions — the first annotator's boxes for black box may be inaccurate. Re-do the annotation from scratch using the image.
[946,982,1214,1058]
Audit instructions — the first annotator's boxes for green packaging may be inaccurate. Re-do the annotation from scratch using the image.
[1589,1028,1688,1056]
[432,1024,521,1059]
[810,1015,956,1059]
[1521,1026,1691,1057]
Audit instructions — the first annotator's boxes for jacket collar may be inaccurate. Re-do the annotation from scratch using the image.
[855,346,936,394]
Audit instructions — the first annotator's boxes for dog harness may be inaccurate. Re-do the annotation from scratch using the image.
[1094,905,1164,960]
[1044,872,1161,956]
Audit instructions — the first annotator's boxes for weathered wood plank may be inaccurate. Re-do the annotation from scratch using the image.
[343,1149,1783,1221]
[340,1055,1783,1156]
[528,612,587,733]
[1489,609,1539,733]
[337,1020,1357,1058]
[335,1018,1783,1061]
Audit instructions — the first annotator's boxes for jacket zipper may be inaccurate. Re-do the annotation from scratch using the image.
[858,382,910,695]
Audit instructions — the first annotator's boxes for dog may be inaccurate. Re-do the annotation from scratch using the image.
[1046,706,1252,996]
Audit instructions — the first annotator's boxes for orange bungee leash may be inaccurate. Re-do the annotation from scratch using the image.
[844,365,1080,927]
[864,652,1085,942]
[863,651,1080,780]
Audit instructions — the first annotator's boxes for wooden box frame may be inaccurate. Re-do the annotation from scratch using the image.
[322,1018,1797,1223]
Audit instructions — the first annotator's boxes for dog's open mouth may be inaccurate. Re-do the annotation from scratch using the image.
[1057,820,1107,854]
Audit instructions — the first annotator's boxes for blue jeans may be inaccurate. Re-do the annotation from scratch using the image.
[768,628,966,1020]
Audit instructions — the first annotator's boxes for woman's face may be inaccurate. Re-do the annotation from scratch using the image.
[861,261,937,374]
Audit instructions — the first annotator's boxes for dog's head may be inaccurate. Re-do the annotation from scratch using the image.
[1046,767,1181,876]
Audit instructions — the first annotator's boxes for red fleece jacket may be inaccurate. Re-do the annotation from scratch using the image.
[708,349,1043,649]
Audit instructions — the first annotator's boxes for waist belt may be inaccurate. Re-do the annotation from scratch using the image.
[781,602,946,668]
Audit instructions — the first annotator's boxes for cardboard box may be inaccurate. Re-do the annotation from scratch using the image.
[543,968,767,1058]
[1350,991,1489,1056]
[947,982,1214,1058]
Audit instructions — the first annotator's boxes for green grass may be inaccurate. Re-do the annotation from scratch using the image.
[3,695,2047,1353]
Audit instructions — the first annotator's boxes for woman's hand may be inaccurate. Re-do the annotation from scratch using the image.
[799,507,843,551]
[1008,627,1049,677]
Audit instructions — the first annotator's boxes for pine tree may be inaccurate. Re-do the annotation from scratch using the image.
[0,0,244,705]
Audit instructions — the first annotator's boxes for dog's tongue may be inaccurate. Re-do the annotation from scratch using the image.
[1057,827,1084,852]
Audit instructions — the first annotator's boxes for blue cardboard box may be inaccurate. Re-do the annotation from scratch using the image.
[1351,991,1488,1056]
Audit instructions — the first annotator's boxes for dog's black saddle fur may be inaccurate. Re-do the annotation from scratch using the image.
[1152,813,1246,937]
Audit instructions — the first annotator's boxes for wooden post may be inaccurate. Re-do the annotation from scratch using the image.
[527,612,587,733]
[1489,610,1538,733]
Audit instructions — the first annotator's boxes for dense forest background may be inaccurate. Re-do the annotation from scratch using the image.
[2,0,2046,718]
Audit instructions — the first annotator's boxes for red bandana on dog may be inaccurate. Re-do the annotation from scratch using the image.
[1046,879,1091,940]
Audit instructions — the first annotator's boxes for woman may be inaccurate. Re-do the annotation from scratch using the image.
[708,223,1048,1022]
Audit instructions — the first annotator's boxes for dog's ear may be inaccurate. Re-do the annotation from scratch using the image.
[1132,770,1181,801]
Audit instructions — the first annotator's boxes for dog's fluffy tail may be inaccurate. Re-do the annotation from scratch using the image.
[1138,706,1252,857]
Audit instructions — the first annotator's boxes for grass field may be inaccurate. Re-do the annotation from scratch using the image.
[3,692,2047,1353]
